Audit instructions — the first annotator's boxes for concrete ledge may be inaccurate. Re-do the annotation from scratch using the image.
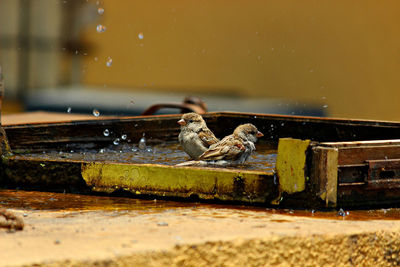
[2,205,400,267]
[29,231,400,266]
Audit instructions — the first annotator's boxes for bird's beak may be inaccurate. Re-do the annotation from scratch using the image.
[178,119,186,126]
[256,131,264,138]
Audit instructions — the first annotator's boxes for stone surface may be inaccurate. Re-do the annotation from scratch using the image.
[1,205,400,266]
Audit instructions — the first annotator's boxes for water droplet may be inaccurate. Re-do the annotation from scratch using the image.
[96,24,106,33]
[138,136,146,150]
[131,147,138,152]
[146,147,153,153]
[337,208,347,217]
[98,7,104,15]
[67,107,72,113]
[103,129,110,136]
[322,104,328,108]
[106,57,112,67]
[121,134,127,140]
[281,122,285,126]
[99,149,105,153]
[92,109,100,117]
[138,32,144,40]
[113,138,120,146]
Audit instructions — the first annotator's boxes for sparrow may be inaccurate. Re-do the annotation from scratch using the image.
[177,113,219,159]
[177,123,263,167]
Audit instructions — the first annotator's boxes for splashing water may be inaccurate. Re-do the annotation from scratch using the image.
[96,24,106,33]
[113,138,120,146]
[92,109,100,117]
[67,107,72,113]
[138,136,147,150]
[121,134,127,140]
[106,57,113,67]
[103,129,110,136]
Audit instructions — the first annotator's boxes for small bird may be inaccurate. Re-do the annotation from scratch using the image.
[177,123,263,167]
[177,113,219,159]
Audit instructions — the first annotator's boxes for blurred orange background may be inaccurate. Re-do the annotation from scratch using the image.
[1,0,400,120]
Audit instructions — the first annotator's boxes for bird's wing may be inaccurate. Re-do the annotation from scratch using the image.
[198,128,219,148]
[199,136,244,161]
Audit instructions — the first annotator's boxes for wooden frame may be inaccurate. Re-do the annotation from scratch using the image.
[2,112,400,208]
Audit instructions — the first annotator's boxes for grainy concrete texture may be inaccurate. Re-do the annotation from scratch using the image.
[1,205,400,267]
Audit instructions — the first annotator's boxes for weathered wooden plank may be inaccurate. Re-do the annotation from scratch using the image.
[321,139,400,148]
[0,155,277,204]
[6,111,400,151]
[310,147,338,207]
[276,138,310,194]
[81,162,276,203]
[337,145,400,165]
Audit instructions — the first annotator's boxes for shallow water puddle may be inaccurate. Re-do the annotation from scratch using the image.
[12,143,277,172]
[2,190,400,221]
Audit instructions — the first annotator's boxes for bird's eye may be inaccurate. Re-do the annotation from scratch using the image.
[250,130,256,135]
[188,120,194,123]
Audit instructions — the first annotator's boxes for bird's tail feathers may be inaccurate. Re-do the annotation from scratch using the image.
[176,160,231,167]
[176,160,207,166]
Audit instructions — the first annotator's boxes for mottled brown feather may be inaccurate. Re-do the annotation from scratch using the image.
[199,136,243,161]
[198,129,219,148]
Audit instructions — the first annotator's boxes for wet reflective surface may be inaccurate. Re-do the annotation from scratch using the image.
[2,189,400,221]
[12,143,277,172]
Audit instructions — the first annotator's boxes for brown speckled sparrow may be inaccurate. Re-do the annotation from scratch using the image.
[178,113,219,159]
[177,123,263,166]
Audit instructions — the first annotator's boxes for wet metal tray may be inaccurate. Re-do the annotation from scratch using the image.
[2,112,400,208]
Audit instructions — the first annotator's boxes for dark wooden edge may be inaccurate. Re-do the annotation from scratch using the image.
[4,111,400,152]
